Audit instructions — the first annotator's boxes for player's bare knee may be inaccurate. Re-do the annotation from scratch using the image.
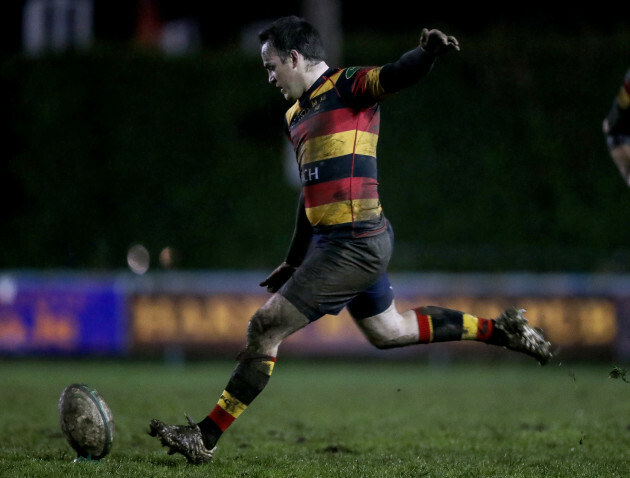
[360,321,407,349]
[355,304,418,349]
[246,310,268,340]
[244,295,310,355]
[245,309,278,353]
[363,330,395,349]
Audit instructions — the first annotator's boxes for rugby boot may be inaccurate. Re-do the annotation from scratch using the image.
[494,307,553,365]
[148,414,216,464]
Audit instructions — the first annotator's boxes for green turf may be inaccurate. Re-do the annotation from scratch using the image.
[1,355,629,477]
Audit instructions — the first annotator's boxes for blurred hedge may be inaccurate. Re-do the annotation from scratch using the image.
[3,25,630,272]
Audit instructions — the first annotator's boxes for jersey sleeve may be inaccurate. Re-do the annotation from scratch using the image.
[335,46,436,105]
[329,66,388,105]
[378,46,435,93]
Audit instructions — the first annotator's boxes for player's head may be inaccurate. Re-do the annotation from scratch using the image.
[259,16,327,102]
[258,16,326,64]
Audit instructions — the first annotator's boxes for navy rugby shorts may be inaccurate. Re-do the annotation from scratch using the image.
[278,224,395,322]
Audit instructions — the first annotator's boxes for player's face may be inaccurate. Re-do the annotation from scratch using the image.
[261,42,302,102]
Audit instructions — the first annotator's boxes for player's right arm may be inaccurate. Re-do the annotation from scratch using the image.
[260,193,313,293]
[284,192,313,267]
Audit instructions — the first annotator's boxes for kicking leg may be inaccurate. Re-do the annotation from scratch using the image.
[351,296,552,364]
[149,294,309,463]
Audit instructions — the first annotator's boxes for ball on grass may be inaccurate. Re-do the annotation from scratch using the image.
[58,383,115,461]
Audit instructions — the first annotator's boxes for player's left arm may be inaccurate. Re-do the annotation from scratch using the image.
[379,28,459,93]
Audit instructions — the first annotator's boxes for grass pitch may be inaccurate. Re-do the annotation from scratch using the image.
[1,355,629,477]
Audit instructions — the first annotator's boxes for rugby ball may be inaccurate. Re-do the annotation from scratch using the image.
[58,383,115,460]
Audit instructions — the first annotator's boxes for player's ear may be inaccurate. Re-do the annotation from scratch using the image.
[289,49,300,68]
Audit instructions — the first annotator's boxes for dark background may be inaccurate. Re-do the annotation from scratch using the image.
[2,1,630,272]
[3,2,623,52]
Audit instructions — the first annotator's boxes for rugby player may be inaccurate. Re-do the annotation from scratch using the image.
[603,68,630,185]
[149,16,552,464]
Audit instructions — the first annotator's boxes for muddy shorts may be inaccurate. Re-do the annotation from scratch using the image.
[278,224,395,322]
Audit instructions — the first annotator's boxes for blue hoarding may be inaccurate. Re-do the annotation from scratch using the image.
[0,273,127,355]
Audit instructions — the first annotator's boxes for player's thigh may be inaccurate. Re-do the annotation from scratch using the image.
[346,272,394,319]
[281,231,393,320]
[247,293,310,345]
[352,300,418,348]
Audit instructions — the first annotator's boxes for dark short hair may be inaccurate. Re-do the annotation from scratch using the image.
[258,16,327,63]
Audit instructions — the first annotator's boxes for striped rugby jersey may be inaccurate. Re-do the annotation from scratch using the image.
[284,66,389,238]
[606,68,630,137]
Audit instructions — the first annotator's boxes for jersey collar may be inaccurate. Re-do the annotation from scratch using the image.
[298,67,339,108]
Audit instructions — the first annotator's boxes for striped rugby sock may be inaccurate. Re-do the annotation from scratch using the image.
[198,355,276,449]
[413,306,507,345]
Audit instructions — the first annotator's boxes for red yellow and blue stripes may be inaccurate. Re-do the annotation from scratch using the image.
[285,66,386,234]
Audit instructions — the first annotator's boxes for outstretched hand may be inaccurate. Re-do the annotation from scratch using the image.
[420,28,460,56]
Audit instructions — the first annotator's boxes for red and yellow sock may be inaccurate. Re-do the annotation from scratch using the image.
[198,355,276,448]
[413,306,502,344]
